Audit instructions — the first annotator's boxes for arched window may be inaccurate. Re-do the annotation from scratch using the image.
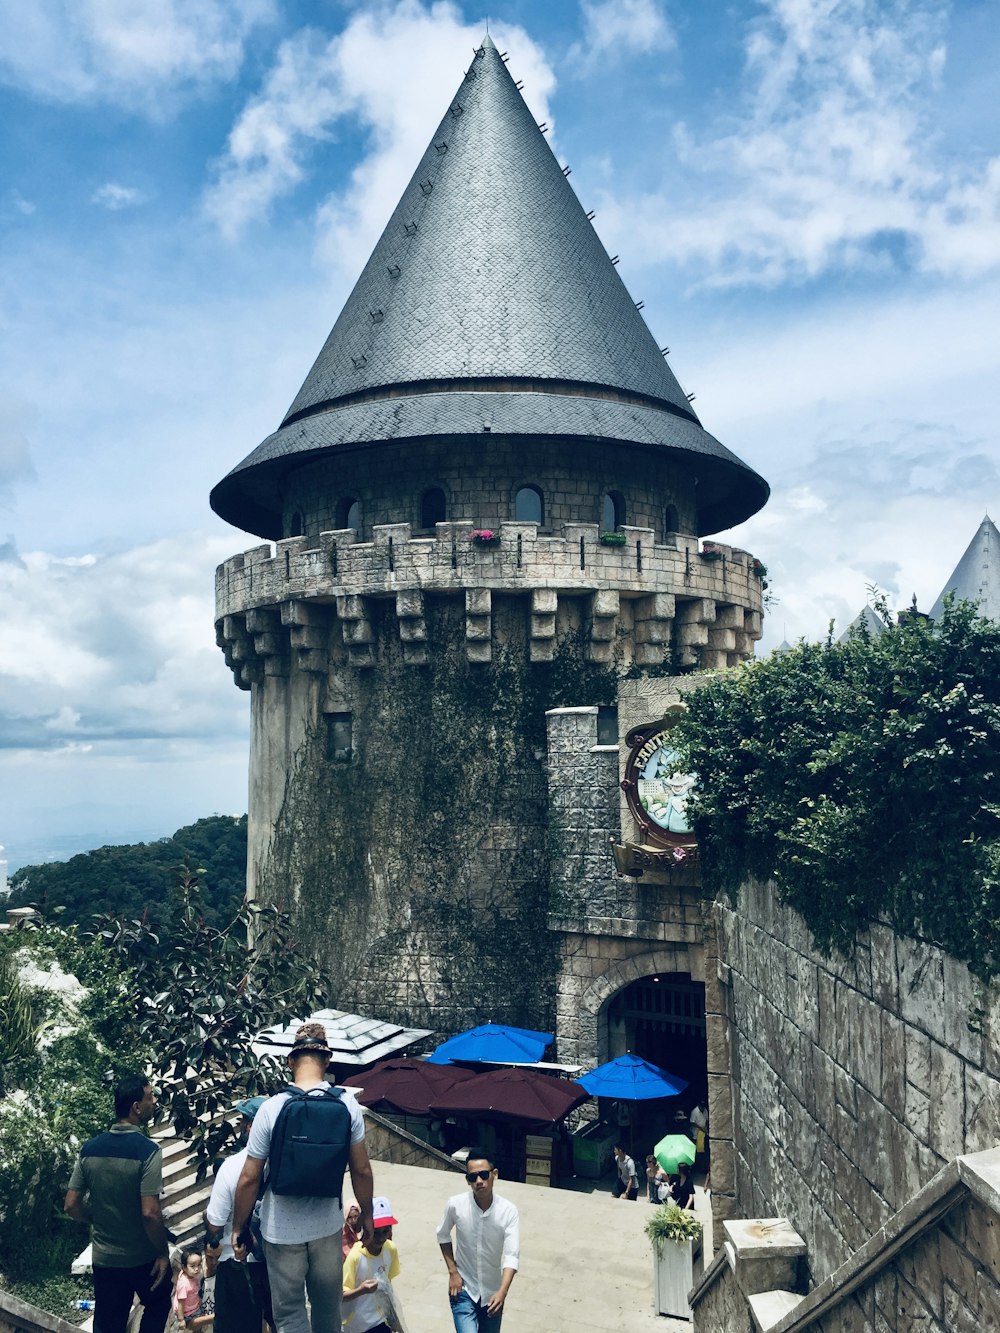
[336,497,361,533]
[515,485,544,524]
[420,487,447,529]
[601,491,625,531]
[289,512,303,538]
[664,505,679,537]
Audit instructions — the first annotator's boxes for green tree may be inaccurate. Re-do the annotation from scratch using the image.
[7,815,248,936]
[675,599,1000,978]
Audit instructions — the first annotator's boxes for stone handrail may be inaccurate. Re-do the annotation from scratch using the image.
[0,1290,81,1333]
[690,1145,1000,1331]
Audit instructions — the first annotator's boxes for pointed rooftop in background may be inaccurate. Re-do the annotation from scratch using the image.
[838,604,888,643]
[930,516,1000,622]
[212,37,768,540]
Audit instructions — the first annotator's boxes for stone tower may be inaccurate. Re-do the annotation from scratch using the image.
[211,39,769,1031]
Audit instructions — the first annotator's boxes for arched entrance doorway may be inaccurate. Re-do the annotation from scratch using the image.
[603,971,706,1153]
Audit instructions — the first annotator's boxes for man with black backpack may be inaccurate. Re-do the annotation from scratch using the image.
[231,1023,375,1333]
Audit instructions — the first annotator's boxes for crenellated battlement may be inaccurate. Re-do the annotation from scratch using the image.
[215,520,764,687]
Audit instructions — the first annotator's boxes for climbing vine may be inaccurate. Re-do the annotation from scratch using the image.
[673,599,1000,979]
[264,599,620,1027]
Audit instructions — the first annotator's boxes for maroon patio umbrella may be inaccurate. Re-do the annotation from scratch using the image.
[342,1058,476,1115]
[428,1066,590,1126]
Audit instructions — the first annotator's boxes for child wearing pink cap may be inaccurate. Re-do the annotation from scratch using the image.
[342,1195,402,1333]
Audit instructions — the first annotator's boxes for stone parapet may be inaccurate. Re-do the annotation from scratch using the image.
[215,522,764,684]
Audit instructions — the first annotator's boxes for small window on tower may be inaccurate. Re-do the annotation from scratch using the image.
[327,713,353,763]
[597,706,619,746]
[336,498,361,533]
[664,505,679,547]
[421,487,447,529]
[289,512,303,538]
[602,492,626,531]
[515,485,544,524]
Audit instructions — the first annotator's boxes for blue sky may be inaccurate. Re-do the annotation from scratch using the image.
[1,0,998,871]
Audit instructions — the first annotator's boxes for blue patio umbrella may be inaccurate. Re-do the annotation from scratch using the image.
[575,1053,688,1101]
[426,1023,554,1065]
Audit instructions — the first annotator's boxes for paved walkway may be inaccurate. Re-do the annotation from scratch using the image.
[361,1160,713,1331]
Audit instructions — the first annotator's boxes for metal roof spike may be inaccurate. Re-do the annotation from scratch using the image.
[404,222,418,236]
[515,80,524,89]
[660,347,670,356]
[586,210,595,220]
[420,180,433,195]
[387,264,401,278]
[451,103,464,118]
[435,142,448,154]
[686,392,696,401]
[611,254,620,264]
[371,310,384,323]
[538,121,548,132]
[635,301,644,310]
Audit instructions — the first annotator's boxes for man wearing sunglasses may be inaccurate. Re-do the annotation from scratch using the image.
[437,1151,519,1330]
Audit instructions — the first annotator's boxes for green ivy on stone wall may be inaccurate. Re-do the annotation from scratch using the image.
[263,598,620,1028]
[673,599,1000,979]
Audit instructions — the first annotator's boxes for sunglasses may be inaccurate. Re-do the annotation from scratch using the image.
[465,1169,493,1182]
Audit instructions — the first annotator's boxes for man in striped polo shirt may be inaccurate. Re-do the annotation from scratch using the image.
[65,1074,171,1333]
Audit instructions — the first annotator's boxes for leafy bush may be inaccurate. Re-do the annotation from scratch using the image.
[646,1202,702,1251]
[675,599,1000,978]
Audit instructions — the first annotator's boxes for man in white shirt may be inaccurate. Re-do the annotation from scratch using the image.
[203,1095,271,1333]
[232,1023,375,1333]
[437,1149,519,1331]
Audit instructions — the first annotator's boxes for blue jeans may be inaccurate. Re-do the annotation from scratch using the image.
[264,1233,342,1333]
[449,1287,504,1332]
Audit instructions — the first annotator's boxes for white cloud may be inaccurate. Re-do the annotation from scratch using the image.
[203,0,556,275]
[0,532,246,750]
[0,0,275,112]
[572,0,676,67]
[593,0,1000,286]
[90,182,149,210]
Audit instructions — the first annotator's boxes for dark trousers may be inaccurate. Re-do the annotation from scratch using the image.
[612,1178,638,1200]
[214,1257,272,1333]
[93,1262,171,1333]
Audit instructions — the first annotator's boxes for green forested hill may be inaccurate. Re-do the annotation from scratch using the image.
[6,814,248,934]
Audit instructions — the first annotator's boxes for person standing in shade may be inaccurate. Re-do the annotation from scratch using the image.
[437,1150,519,1331]
[203,1095,272,1333]
[64,1074,172,1333]
[612,1143,638,1200]
[231,1023,374,1333]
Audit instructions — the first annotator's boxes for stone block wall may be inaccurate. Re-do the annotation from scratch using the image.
[282,435,697,542]
[719,879,1000,1285]
[215,523,764,679]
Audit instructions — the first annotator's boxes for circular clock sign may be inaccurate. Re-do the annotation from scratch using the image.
[620,713,697,848]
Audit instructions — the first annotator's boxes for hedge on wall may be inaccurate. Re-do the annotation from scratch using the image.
[674,599,1000,980]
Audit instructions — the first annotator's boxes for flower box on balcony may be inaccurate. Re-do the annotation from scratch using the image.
[599,531,628,547]
[469,529,500,548]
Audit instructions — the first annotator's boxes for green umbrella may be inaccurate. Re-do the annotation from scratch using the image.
[654,1133,697,1174]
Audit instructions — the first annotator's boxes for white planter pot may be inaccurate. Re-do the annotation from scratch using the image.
[653,1235,701,1319]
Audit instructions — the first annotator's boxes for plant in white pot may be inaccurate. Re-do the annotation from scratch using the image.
[645,1202,703,1319]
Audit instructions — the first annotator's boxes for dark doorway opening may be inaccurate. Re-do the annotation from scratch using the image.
[604,972,706,1155]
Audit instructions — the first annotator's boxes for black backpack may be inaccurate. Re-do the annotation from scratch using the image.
[267,1085,352,1199]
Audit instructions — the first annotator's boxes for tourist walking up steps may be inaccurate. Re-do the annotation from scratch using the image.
[203,1095,272,1332]
[437,1149,519,1331]
[231,1022,374,1333]
[64,1073,172,1333]
[612,1143,638,1200]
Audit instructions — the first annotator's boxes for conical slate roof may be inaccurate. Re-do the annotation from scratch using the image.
[211,38,769,539]
[837,604,888,643]
[930,516,1000,622]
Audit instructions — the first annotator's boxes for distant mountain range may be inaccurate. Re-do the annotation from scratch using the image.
[6,814,248,935]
